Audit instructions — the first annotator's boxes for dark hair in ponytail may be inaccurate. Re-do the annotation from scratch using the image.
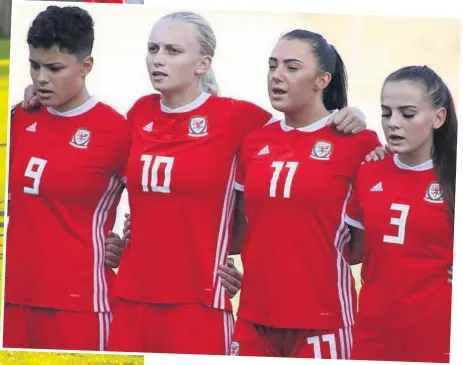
[385,66,457,222]
[281,29,348,110]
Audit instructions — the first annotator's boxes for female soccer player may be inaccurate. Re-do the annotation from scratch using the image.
[103,13,369,355]
[345,65,455,363]
[22,10,367,354]
[228,29,381,359]
[5,6,130,351]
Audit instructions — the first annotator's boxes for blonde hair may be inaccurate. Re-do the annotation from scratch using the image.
[161,11,219,95]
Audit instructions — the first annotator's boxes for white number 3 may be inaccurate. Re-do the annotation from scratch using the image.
[383,203,410,245]
[24,157,47,196]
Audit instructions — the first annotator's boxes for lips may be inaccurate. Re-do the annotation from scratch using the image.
[388,134,405,145]
[37,88,52,94]
[270,87,287,100]
[271,87,287,95]
[152,71,167,77]
[37,88,53,98]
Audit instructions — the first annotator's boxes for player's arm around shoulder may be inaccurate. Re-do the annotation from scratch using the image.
[349,128,391,165]
[228,98,277,137]
[98,104,132,175]
[326,106,367,135]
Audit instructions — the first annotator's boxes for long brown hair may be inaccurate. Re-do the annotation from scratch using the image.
[385,66,457,222]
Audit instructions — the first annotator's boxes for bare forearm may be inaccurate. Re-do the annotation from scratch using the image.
[345,226,364,265]
[230,212,246,255]
[230,191,246,255]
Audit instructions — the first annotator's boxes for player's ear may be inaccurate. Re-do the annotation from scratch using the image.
[195,55,212,77]
[432,107,446,130]
[80,56,94,78]
[314,71,331,92]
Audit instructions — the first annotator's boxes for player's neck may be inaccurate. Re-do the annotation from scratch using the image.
[397,140,433,167]
[284,102,330,129]
[52,89,91,114]
[160,87,203,111]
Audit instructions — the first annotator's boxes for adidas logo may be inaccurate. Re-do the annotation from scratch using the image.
[143,121,153,132]
[257,145,270,156]
[26,122,37,132]
[370,182,383,192]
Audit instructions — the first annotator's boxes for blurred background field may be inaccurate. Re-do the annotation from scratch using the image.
[0,39,9,59]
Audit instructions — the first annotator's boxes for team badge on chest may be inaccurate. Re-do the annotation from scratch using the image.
[424,182,444,203]
[310,140,332,160]
[188,116,208,137]
[70,128,91,149]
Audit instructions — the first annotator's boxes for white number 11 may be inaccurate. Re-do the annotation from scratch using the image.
[307,334,337,359]
[269,161,299,198]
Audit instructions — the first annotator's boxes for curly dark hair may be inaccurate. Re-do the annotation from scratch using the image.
[27,6,94,59]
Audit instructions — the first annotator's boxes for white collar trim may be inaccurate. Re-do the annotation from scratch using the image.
[280,109,339,133]
[47,96,98,117]
[160,92,211,113]
[393,154,433,171]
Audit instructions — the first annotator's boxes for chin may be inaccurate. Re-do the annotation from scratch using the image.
[269,99,290,113]
[38,97,57,108]
[151,83,164,92]
[387,145,409,155]
[152,83,176,95]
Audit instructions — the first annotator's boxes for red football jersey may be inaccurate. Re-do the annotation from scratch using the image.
[345,154,453,331]
[112,93,275,311]
[6,98,130,312]
[235,113,381,330]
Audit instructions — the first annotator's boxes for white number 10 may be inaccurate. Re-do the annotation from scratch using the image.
[270,161,299,198]
[24,157,47,196]
[141,155,174,193]
[383,203,410,244]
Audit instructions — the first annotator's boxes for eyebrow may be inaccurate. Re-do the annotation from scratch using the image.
[268,57,303,64]
[148,42,183,48]
[28,59,63,67]
[381,104,417,109]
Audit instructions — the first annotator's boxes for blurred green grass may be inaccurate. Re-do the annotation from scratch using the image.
[0,39,10,60]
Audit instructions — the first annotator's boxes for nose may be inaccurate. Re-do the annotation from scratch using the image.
[37,67,49,84]
[148,52,165,67]
[270,65,284,83]
[387,113,402,130]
